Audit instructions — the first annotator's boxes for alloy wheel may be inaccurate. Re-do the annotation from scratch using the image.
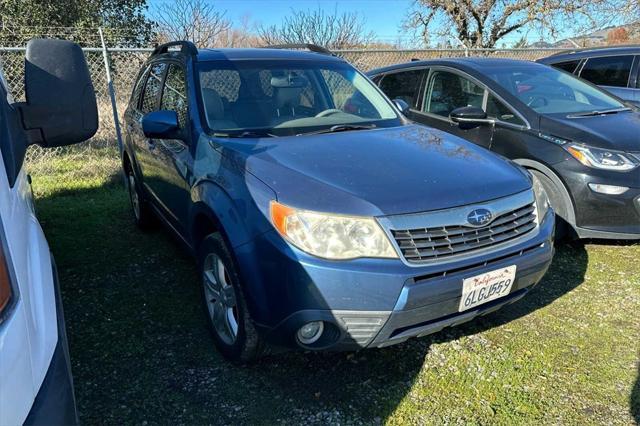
[203,253,239,345]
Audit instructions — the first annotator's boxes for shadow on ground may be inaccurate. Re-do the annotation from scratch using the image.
[36,182,589,424]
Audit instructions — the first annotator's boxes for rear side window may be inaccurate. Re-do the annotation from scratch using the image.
[141,62,167,113]
[130,67,148,109]
[378,69,424,108]
[551,60,581,74]
[160,64,188,128]
[580,55,634,87]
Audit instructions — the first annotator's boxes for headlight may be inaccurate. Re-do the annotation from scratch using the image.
[530,173,550,223]
[270,201,398,260]
[565,143,638,171]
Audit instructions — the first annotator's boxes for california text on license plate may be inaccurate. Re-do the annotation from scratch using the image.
[458,265,517,312]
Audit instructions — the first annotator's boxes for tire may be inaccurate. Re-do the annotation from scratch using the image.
[198,233,264,363]
[529,169,574,241]
[126,168,155,229]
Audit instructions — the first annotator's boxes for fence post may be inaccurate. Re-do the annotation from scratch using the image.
[99,27,124,158]
[453,36,469,57]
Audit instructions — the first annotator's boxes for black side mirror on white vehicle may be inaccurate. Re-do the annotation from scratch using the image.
[17,39,98,148]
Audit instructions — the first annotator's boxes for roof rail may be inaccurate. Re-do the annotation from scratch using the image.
[263,43,334,56]
[151,40,198,57]
[549,43,640,56]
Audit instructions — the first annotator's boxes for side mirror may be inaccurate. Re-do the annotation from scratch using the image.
[449,106,494,130]
[18,39,98,147]
[142,111,180,139]
[393,98,410,115]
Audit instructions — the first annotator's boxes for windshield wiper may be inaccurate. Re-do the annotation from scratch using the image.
[297,124,376,136]
[568,107,631,118]
[213,130,277,138]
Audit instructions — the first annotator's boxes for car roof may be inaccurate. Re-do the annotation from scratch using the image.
[368,57,542,75]
[537,45,640,63]
[154,47,346,63]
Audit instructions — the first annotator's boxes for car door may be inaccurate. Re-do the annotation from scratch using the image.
[152,62,192,232]
[129,61,167,199]
[416,68,495,149]
[577,54,637,104]
[377,68,427,121]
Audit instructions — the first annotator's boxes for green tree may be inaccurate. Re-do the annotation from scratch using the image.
[0,0,155,46]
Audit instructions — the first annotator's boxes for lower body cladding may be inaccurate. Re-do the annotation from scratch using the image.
[236,210,555,352]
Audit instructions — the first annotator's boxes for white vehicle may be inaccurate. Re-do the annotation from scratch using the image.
[0,39,97,425]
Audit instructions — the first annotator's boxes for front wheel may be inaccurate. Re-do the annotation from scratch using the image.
[199,233,264,363]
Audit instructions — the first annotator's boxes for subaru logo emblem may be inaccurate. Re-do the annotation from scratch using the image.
[467,208,492,227]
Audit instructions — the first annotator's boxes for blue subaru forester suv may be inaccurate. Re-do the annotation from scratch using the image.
[122,41,555,362]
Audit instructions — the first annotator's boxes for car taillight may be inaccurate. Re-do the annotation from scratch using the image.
[0,242,12,316]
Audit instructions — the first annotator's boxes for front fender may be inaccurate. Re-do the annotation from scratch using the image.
[513,158,576,225]
[190,173,276,249]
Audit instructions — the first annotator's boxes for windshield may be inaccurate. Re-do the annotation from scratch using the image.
[197,59,400,136]
[487,65,626,115]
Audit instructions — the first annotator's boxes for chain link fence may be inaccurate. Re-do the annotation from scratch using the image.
[338,48,567,71]
[0,45,568,171]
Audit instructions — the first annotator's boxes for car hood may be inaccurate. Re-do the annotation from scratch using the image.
[217,125,531,217]
[540,111,640,152]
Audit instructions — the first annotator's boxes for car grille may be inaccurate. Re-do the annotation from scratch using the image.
[391,203,537,263]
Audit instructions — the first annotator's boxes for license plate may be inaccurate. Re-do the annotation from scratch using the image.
[458,265,517,312]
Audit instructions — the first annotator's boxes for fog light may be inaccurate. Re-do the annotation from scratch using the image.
[588,183,629,195]
[297,321,324,345]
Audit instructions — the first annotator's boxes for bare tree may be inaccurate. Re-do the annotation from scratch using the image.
[257,6,376,49]
[154,0,231,47]
[218,13,260,47]
[404,0,637,48]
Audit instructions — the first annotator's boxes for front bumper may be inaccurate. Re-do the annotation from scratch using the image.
[24,260,78,426]
[556,160,640,239]
[235,209,555,351]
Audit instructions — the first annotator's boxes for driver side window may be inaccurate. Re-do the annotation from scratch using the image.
[423,71,485,117]
[485,94,525,126]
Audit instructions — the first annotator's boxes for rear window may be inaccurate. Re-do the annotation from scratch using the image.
[579,55,634,88]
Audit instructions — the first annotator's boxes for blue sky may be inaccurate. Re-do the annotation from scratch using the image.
[146,0,607,46]
[218,0,411,41]
[149,0,416,43]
